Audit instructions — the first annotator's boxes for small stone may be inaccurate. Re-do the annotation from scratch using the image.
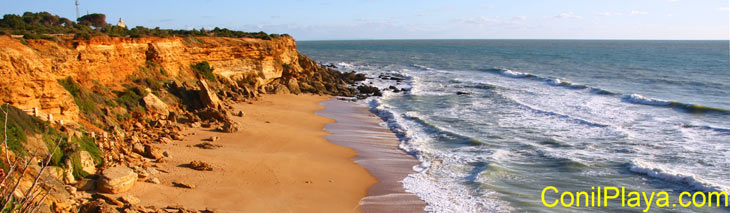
[92,193,124,207]
[172,181,196,189]
[208,136,219,142]
[189,161,213,171]
[329,180,335,183]
[146,177,161,184]
[218,121,240,133]
[236,111,245,117]
[195,142,222,150]
[120,194,140,205]
[159,137,173,144]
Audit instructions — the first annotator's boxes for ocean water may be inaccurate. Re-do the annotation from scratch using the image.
[298,40,730,212]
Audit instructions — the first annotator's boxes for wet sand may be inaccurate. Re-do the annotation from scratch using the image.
[318,99,426,212]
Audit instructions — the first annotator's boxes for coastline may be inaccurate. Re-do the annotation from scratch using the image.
[127,94,377,212]
[318,99,426,212]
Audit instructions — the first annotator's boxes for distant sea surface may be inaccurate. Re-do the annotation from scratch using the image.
[298,40,730,212]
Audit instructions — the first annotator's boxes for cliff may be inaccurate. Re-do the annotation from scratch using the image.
[0,35,343,124]
[0,34,364,211]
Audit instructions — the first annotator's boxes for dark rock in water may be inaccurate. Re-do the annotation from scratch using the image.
[357,85,382,96]
[388,85,401,92]
[456,91,471,95]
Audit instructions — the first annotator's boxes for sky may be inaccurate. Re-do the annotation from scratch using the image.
[1,0,728,40]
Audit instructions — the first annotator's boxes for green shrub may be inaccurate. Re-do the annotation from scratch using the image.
[192,61,215,82]
[114,85,146,112]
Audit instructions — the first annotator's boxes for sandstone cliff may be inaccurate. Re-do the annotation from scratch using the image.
[0,35,328,123]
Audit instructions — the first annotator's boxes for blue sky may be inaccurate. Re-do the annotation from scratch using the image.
[2,0,728,40]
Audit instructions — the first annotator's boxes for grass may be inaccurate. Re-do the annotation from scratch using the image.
[0,104,67,166]
[58,77,107,127]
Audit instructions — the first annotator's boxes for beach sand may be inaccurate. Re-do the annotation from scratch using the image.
[129,94,377,212]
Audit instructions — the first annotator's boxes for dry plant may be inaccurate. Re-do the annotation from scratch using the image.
[0,103,60,212]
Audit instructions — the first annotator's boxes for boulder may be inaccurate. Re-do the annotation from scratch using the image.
[144,145,165,160]
[97,166,137,194]
[313,82,327,93]
[132,143,145,155]
[287,78,301,94]
[142,93,169,115]
[198,79,221,109]
[274,84,291,94]
[79,151,97,175]
[236,111,245,117]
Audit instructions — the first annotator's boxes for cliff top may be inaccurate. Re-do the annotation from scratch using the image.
[0,11,290,41]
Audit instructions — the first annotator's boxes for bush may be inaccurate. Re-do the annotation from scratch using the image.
[114,85,146,112]
[192,61,215,82]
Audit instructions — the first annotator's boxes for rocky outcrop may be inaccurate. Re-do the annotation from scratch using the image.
[97,166,137,194]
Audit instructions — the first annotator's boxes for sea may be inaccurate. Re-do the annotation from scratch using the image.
[298,40,730,212]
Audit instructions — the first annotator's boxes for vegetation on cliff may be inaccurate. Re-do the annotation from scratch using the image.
[0,11,288,40]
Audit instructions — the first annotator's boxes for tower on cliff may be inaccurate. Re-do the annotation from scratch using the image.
[117,18,127,28]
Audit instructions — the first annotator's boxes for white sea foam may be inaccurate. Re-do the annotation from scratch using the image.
[501,69,530,78]
[622,94,673,106]
[629,159,728,192]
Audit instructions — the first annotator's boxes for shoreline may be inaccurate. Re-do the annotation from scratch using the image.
[127,94,377,212]
[318,99,426,212]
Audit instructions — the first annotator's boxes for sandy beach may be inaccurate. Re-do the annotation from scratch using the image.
[128,94,378,212]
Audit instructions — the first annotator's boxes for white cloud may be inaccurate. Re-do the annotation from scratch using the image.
[481,5,496,9]
[453,16,526,25]
[555,12,582,19]
[630,10,649,15]
[595,12,625,17]
[719,7,729,11]
[667,0,679,2]
[454,16,498,25]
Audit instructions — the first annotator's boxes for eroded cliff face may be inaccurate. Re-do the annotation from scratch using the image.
[0,35,305,123]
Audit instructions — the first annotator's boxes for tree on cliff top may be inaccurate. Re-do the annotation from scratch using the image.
[77,13,106,28]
